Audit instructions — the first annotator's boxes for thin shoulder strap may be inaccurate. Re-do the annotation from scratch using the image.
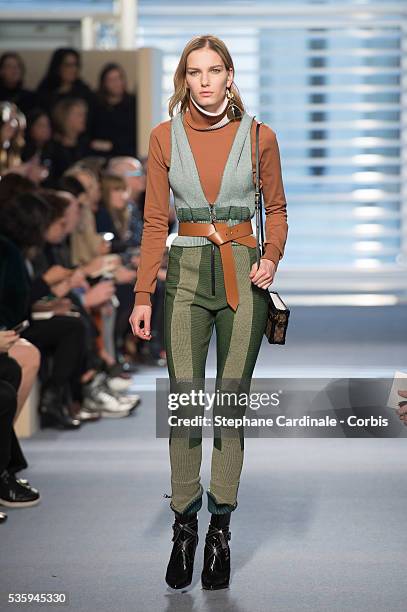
[253,116,265,267]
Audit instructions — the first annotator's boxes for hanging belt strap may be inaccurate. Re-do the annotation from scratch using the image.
[178,220,256,311]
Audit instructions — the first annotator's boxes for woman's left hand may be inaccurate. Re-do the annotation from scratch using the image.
[249,258,276,289]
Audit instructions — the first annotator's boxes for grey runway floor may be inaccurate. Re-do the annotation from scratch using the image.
[1,306,407,612]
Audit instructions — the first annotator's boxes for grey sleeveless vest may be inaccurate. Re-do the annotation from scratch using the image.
[169,110,256,247]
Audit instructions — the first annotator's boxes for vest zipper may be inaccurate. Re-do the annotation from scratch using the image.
[209,204,216,296]
[211,244,215,295]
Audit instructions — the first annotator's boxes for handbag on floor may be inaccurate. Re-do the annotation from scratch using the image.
[253,118,290,345]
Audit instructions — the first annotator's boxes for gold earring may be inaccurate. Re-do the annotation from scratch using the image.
[226,87,242,121]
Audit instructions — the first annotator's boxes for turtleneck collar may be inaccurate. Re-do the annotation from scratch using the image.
[184,93,230,131]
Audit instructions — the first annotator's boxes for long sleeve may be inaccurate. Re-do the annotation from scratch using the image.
[30,276,52,305]
[255,125,288,269]
[0,238,31,329]
[133,126,170,307]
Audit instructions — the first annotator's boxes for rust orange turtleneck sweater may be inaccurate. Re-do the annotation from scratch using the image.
[134,99,288,307]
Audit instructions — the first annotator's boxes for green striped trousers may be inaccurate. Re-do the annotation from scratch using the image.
[164,242,269,515]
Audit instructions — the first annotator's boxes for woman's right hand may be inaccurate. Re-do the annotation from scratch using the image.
[0,330,19,353]
[129,304,152,341]
[43,265,72,286]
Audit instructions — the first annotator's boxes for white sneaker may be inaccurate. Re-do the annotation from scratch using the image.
[82,395,129,418]
[92,389,130,418]
[117,394,141,411]
[106,376,132,392]
[83,376,130,418]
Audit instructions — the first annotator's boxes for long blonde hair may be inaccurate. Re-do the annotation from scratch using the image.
[100,173,130,240]
[168,34,244,118]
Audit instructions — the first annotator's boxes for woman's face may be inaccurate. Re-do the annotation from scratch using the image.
[0,105,19,144]
[109,186,129,210]
[59,53,79,84]
[30,114,51,144]
[0,56,22,88]
[0,120,17,144]
[185,47,233,112]
[103,69,126,97]
[45,216,67,243]
[66,103,87,135]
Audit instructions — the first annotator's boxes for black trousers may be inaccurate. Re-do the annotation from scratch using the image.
[150,279,165,358]
[114,283,136,357]
[21,315,87,387]
[0,353,27,474]
[115,280,165,359]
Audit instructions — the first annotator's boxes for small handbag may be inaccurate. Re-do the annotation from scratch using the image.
[254,118,290,345]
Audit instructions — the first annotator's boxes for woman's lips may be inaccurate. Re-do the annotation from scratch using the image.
[200,92,213,96]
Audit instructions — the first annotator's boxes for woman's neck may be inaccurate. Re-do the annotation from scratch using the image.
[58,130,78,146]
[184,93,230,131]
[105,92,124,105]
[190,93,228,116]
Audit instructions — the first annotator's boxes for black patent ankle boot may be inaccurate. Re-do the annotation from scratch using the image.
[39,384,80,430]
[165,511,199,589]
[201,517,231,590]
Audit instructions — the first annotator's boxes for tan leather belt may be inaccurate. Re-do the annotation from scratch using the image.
[178,220,257,311]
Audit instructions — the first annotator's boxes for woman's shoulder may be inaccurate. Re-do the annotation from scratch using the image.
[0,233,23,263]
[150,118,171,141]
[149,120,172,162]
[0,233,13,252]
[249,116,277,144]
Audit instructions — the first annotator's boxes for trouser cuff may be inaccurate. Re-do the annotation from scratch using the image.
[207,490,238,514]
[169,483,204,515]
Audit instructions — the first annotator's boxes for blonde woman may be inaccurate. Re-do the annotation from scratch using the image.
[98,174,131,252]
[63,165,109,266]
[129,34,288,590]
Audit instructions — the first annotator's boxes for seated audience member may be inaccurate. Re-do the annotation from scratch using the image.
[0,345,40,523]
[0,189,86,428]
[106,156,146,246]
[21,108,52,165]
[45,98,90,183]
[56,175,120,278]
[36,48,94,128]
[89,63,137,158]
[63,164,109,264]
[0,52,37,115]
[96,173,132,253]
